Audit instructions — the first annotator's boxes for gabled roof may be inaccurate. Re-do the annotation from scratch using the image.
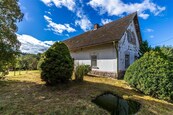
[64,12,142,51]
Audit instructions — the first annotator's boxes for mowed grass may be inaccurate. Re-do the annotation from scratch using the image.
[0,71,173,115]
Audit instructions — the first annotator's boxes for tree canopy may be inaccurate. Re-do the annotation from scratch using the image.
[15,54,40,70]
[139,40,152,57]
[0,0,23,76]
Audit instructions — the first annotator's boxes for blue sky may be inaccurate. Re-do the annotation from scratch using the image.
[17,0,173,53]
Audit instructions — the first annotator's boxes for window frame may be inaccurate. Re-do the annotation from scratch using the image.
[91,55,97,68]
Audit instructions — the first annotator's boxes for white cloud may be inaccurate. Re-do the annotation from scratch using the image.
[41,0,92,31]
[44,15,76,34]
[41,0,76,11]
[75,16,92,31]
[150,35,154,38]
[75,9,92,31]
[17,34,55,54]
[45,11,52,15]
[101,19,112,25]
[88,0,166,19]
[138,13,149,20]
[43,41,55,45]
[146,28,154,32]
[41,0,92,32]
[24,13,31,21]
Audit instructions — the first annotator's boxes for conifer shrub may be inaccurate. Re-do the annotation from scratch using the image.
[75,65,91,82]
[40,42,73,85]
[124,50,173,101]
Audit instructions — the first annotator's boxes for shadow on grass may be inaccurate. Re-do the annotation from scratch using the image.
[0,78,173,115]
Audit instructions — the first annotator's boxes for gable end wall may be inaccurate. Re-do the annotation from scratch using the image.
[118,20,140,77]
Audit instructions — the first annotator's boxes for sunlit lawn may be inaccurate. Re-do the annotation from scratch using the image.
[0,70,173,114]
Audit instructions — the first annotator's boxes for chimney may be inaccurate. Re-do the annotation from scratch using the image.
[94,24,100,30]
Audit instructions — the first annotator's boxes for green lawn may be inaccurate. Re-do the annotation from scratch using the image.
[0,71,173,114]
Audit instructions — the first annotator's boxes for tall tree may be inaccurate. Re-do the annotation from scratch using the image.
[0,0,23,77]
[139,40,152,57]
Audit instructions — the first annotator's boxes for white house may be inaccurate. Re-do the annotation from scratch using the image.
[64,12,142,78]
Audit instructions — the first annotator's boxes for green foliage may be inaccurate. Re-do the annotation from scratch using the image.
[40,42,73,85]
[0,0,23,77]
[24,54,39,70]
[75,65,91,82]
[139,40,152,57]
[124,50,173,101]
[37,53,45,70]
[15,54,40,70]
[154,46,173,62]
[0,64,9,79]
[83,65,91,75]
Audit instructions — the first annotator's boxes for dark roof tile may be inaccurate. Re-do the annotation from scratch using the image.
[64,12,140,51]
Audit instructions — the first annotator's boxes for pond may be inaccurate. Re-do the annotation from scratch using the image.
[92,92,141,115]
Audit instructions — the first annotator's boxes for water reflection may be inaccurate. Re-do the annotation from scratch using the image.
[92,92,141,115]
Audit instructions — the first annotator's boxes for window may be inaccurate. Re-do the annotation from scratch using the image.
[127,30,132,42]
[125,54,130,69]
[91,55,97,67]
[131,32,136,44]
[127,30,136,45]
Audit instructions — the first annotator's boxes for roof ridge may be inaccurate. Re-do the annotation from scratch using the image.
[64,12,139,51]
[102,12,137,27]
[64,12,137,42]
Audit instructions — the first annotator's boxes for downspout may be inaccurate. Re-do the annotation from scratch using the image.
[113,41,119,78]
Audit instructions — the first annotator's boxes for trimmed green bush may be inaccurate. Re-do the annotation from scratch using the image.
[40,42,73,85]
[83,65,91,75]
[75,65,91,82]
[124,50,173,101]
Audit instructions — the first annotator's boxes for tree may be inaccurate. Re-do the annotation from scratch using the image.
[16,56,23,75]
[15,54,40,72]
[37,53,45,70]
[40,42,74,85]
[0,0,23,77]
[139,40,152,57]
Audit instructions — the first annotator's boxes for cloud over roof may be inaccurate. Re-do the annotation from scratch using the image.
[88,0,166,19]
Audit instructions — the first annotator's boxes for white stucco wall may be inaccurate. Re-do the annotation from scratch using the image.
[71,43,118,73]
[69,20,140,75]
[118,21,140,71]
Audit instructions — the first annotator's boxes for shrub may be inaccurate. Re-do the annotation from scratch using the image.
[83,65,91,75]
[40,42,73,85]
[75,65,91,82]
[124,50,173,101]
[159,46,173,62]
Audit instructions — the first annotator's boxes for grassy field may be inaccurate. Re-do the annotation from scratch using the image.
[0,71,173,115]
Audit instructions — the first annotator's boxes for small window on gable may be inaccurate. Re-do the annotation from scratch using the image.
[91,55,97,67]
[125,54,130,69]
[127,30,132,42]
[127,30,136,45]
[131,32,136,44]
